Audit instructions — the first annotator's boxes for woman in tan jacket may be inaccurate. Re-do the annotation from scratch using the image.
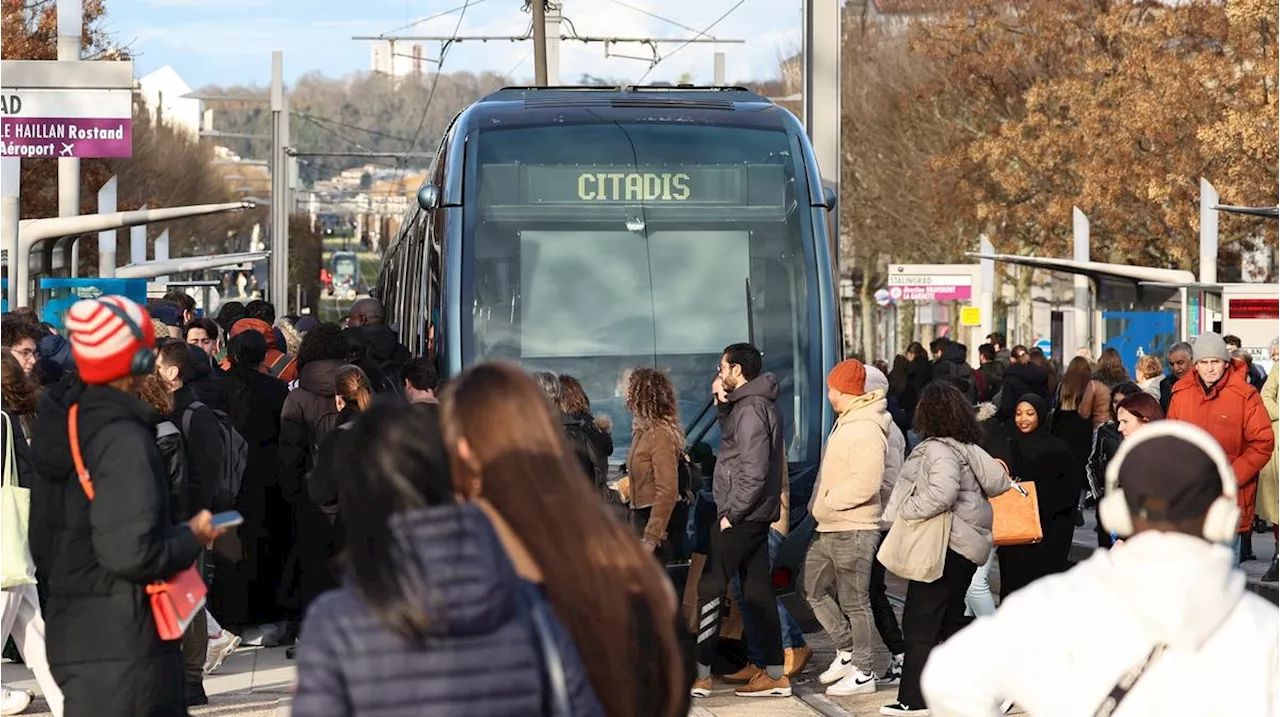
[624,367,684,556]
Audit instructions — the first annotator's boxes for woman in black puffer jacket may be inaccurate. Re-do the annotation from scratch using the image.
[1085,382,1140,549]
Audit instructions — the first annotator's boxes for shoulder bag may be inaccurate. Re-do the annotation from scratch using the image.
[990,480,1043,546]
[878,445,953,582]
[1,412,36,589]
[517,580,573,717]
[68,404,207,641]
[1091,644,1167,717]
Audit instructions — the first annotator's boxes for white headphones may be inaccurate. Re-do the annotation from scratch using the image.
[1099,420,1239,544]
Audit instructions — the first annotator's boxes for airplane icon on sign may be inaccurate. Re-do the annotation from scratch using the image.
[60,143,74,156]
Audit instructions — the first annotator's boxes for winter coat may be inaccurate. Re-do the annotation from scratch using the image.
[998,363,1051,422]
[563,411,614,493]
[978,361,1004,404]
[154,421,186,519]
[932,343,977,402]
[626,423,681,544]
[28,377,77,592]
[169,385,223,519]
[810,390,890,533]
[922,532,1279,717]
[1258,367,1278,525]
[1086,421,1122,501]
[278,358,345,611]
[884,437,1011,566]
[347,323,411,394]
[30,384,201,717]
[878,420,907,531]
[37,333,73,386]
[2,408,38,489]
[1139,375,1162,402]
[292,502,605,717]
[1167,360,1275,533]
[217,364,291,626]
[713,373,784,526]
[1079,379,1112,429]
[1159,372,1179,413]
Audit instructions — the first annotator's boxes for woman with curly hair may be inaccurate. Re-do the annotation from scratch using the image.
[2,350,39,438]
[880,382,1012,717]
[624,367,684,556]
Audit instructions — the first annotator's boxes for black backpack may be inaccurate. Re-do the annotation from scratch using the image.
[181,401,249,511]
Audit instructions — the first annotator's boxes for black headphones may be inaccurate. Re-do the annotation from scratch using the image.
[95,301,156,376]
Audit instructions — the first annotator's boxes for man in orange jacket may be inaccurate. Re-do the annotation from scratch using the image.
[1167,332,1274,564]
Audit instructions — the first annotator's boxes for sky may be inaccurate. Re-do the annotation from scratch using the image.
[106,0,802,90]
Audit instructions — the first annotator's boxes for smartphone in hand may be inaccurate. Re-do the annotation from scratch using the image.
[210,510,244,529]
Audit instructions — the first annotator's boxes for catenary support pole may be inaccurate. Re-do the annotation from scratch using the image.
[97,176,117,277]
[58,0,84,277]
[531,0,548,86]
[803,0,841,265]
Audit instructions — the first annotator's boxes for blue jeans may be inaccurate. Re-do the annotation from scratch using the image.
[732,528,805,666]
[964,548,997,617]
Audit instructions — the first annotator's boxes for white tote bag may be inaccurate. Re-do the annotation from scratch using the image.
[1,412,36,589]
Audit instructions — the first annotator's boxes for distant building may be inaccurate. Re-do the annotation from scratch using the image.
[137,66,201,141]
[371,41,426,77]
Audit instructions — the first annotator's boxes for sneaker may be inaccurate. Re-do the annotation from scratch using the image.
[880,701,929,716]
[878,653,904,685]
[819,649,854,685]
[720,664,762,684]
[1001,699,1016,713]
[1263,557,1279,583]
[0,688,33,716]
[784,646,813,677]
[204,630,242,674]
[690,677,713,698]
[827,667,878,696]
[734,671,792,698]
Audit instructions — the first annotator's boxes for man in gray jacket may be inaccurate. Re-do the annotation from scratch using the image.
[691,343,790,699]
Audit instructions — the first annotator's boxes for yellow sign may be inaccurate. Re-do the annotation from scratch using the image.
[576,172,690,202]
[960,306,982,327]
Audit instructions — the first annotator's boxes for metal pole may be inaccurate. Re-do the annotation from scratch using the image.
[803,0,841,265]
[531,0,549,86]
[270,50,286,310]
[979,234,995,361]
[58,0,84,277]
[545,1,561,85]
[714,52,725,85]
[97,176,117,277]
[1072,206,1090,355]
[1199,177,1219,285]
[2,159,19,309]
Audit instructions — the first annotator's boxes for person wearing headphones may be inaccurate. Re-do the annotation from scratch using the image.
[919,421,1278,716]
[29,297,227,717]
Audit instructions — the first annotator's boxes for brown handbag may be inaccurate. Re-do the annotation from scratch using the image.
[990,481,1043,546]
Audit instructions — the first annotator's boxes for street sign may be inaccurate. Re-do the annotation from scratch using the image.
[886,263,976,302]
[0,87,133,159]
[960,306,982,326]
[1034,338,1052,357]
[874,288,892,307]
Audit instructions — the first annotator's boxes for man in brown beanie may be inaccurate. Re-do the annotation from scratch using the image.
[804,358,896,696]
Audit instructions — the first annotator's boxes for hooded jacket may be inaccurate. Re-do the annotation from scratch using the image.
[922,532,1278,716]
[291,502,604,717]
[226,318,298,383]
[714,373,785,526]
[349,322,411,394]
[810,390,891,532]
[29,383,201,717]
[1167,359,1275,533]
[37,332,74,385]
[884,437,1011,566]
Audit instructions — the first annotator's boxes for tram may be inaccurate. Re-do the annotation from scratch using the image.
[376,86,841,586]
[330,251,359,301]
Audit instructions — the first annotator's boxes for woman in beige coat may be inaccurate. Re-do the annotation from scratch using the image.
[1259,338,1278,582]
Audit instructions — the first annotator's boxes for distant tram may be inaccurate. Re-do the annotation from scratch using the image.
[376,86,841,579]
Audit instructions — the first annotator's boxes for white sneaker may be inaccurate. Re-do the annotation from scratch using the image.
[204,630,242,674]
[0,687,33,716]
[878,653,904,685]
[827,667,878,696]
[819,650,854,685]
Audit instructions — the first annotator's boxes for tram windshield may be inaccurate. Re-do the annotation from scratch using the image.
[460,121,822,464]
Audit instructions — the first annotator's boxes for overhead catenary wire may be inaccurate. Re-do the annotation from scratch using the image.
[379,0,492,37]
[604,0,714,38]
[392,0,472,188]
[636,0,745,83]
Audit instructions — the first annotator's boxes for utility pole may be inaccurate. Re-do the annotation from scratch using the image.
[58,0,83,277]
[803,0,841,265]
[714,51,725,85]
[545,1,562,85]
[2,159,18,309]
[531,0,549,86]
[270,51,290,315]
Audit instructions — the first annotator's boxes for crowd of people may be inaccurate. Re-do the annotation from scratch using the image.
[1,296,1277,717]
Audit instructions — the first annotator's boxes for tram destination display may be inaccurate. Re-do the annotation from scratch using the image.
[479,164,785,207]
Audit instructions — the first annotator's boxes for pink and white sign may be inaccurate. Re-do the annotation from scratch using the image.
[887,273,973,302]
[0,88,133,159]
[1,117,132,158]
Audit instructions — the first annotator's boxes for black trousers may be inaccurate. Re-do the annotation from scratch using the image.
[179,552,208,692]
[869,529,905,656]
[897,549,978,708]
[695,521,782,667]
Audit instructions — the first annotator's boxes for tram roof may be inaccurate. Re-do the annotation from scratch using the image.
[476,85,776,109]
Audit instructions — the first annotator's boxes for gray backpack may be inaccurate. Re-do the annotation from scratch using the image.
[182,401,249,510]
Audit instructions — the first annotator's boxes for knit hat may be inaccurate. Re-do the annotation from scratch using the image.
[64,296,155,385]
[1192,332,1230,363]
[827,359,868,396]
[864,365,889,395]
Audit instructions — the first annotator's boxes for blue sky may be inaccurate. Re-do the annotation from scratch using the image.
[106,0,800,90]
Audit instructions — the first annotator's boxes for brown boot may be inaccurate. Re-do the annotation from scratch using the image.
[784,646,813,677]
[734,671,792,698]
[721,664,762,684]
[690,677,713,698]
